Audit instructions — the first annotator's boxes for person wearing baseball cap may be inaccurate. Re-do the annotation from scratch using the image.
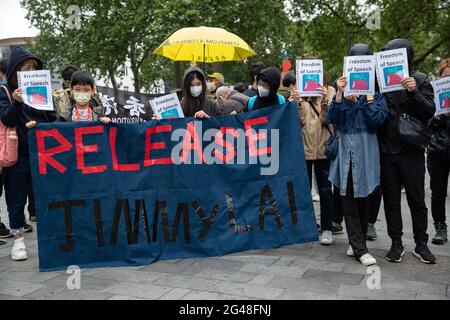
[207,72,225,99]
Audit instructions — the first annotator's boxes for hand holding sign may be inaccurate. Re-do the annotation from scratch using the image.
[401,77,417,92]
[12,88,23,103]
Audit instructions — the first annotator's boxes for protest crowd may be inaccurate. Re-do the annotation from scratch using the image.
[0,38,449,270]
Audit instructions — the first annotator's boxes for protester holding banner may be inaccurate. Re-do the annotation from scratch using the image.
[326,44,388,266]
[426,59,450,245]
[294,58,336,245]
[0,46,57,261]
[378,39,437,264]
[57,70,111,124]
[245,67,286,111]
[243,62,266,97]
[181,67,221,118]
[52,64,80,121]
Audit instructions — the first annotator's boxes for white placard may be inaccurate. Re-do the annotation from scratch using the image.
[432,77,450,115]
[150,93,184,119]
[296,59,323,97]
[343,55,376,96]
[18,70,53,111]
[375,48,409,93]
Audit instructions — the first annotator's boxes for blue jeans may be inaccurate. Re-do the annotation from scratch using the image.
[307,159,333,231]
[3,155,33,235]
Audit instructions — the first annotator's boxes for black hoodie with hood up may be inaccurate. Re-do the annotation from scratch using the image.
[378,39,435,154]
[0,46,56,156]
[247,67,282,110]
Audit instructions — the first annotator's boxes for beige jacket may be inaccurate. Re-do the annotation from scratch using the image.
[298,86,335,160]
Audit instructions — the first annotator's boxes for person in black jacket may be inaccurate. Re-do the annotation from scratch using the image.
[0,46,56,261]
[243,62,266,97]
[378,39,437,264]
[181,67,221,118]
[427,59,450,245]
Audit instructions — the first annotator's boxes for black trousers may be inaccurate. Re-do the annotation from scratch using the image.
[427,153,450,225]
[3,155,33,230]
[306,160,333,231]
[333,186,381,225]
[341,167,369,258]
[381,149,429,244]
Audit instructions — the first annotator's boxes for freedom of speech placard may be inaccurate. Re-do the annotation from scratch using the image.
[18,70,54,111]
[296,59,323,97]
[432,77,450,115]
[343,55,376,96]
[375,48,409,93]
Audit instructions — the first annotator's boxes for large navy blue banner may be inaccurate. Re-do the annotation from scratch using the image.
[29,102,317,271]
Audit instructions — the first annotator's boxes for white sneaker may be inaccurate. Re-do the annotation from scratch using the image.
[312,194,320,202]
[11,237,28,261]
[359,253,377,266]
[320,230,333,245]
[346,246,355,257]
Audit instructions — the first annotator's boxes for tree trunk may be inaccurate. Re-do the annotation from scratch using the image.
[174,62,182,89]
[108,69,118,90]
[132,67,141,94]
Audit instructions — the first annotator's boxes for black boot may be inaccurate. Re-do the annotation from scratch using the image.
[432,222,448,245]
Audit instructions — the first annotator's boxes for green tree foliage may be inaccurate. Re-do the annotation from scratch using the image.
[21,0,450,93]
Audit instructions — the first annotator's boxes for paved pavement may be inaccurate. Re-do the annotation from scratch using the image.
[0,175,449,300]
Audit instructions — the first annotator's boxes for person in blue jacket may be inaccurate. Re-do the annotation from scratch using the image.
[0,46,56,261]
[327,45,388,266]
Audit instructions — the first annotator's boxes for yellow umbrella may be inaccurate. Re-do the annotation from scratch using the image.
[153,26,256,63]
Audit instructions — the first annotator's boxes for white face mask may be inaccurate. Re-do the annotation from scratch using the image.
[258,85,270,98]
[73,92,91,105]
[207,82,216,92]
[190,85,203,98]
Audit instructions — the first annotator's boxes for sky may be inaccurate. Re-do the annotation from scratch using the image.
[0,0,38,40]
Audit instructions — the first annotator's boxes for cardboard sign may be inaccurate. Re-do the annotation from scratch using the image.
[432,77,450,115]
[343,55,376,96]
[18,70,54,111]
[150,93,185,119]
[375,48,409,93]
[296,59,323,97]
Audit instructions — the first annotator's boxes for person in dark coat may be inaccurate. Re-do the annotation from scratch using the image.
[245,67,286,111]
[0,46,57,261]
[427,59,450,245]
[378,39,437,264]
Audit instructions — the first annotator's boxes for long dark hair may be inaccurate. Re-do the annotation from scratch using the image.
[182,71,206,117]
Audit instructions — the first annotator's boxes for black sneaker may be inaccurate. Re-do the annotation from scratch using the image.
[24,223,33,233]
[386,241,405,263]
[317,224,322,235]
[413,243,437,264]
[332,222,344,235]
[0,222,12,238]
[431,222,448,245]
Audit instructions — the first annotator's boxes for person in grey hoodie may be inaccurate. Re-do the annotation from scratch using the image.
[181,67,221,118]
